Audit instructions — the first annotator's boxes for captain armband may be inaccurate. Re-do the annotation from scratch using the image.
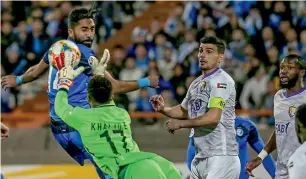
[208,97,226,110]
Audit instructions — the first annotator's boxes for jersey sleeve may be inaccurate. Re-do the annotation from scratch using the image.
[247,120,261,148]
[181,86,191,110]
[42,52,49,64]
[54,90,86,130]
[208,78,233,110]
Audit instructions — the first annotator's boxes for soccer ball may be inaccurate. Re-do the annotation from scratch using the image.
[48,40,81,69]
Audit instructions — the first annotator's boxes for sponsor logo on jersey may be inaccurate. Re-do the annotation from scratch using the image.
[288,106,297,118]
[190,99,205,112]
[275,122,290,134]
[217,83,227,89]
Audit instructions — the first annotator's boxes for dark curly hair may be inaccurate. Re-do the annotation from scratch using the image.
[296,103,306,127]
[87,76,112,104]
[283,54,306,70]
[200,36,226,54]
[68,7,97,28]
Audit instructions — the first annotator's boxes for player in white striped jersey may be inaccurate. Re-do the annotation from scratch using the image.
[287,103,306,179]
[150,36,240,179]
[246,54,306,179]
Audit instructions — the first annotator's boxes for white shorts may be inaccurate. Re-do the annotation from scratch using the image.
[190,155,240,179]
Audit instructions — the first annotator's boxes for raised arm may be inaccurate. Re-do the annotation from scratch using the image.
[1,59,48,90]
[55,90,75,122]
[54,51,85,130]
[104,71,159,95]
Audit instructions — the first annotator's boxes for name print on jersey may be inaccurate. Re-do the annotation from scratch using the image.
[91,122,128,131]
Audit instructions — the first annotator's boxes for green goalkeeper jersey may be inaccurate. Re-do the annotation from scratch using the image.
[55,90,142,178]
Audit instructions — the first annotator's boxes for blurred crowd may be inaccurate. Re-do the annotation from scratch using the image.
[2,1,306,127]
[1,1,149,112]
[108,1,306,126]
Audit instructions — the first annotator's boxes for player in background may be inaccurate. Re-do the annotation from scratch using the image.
[1,122,9,140]
[1,7,158,179]
[187,116,276,179]
[52,54,182,179]
[246,54,306,179]
[287,103,306,179]
[0,122,9,179]
[150,36,240,179]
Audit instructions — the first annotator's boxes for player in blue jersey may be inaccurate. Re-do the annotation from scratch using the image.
[1,7,158,179]
[186,116,276,179]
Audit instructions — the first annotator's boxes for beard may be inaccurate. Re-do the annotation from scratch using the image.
[280,74,299,89]
[72,35,93,47]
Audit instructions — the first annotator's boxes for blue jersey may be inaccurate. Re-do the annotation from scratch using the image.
[187,116,276,179]
[43,40,96,121]
[235,116,275,179]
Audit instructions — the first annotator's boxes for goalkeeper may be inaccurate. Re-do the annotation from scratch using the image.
[54,52,182,179]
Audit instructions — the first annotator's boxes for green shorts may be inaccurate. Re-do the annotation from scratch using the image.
[118,155,182,179]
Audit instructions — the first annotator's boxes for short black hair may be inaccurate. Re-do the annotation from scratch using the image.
[296,104,306,128]
[88,76,112,104]
[200,36,226,54]
[283,54,306,70]
[68,7,97,28]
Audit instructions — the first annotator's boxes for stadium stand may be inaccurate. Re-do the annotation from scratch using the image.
[1,1,306,128]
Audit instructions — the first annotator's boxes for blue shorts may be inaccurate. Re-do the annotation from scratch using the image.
[51,118,112,179]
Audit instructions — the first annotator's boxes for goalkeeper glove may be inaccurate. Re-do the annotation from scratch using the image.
[91,49,110,77]
[55,51,85,91]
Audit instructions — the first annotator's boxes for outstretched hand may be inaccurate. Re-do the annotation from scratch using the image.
[57,51,84,91]
[92,49,110,77]
[149,95,165,112]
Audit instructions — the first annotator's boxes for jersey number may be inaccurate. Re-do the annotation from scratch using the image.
[100,130,129,154]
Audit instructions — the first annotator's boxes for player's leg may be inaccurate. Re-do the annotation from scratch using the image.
[118,159,167,179]
[190,157,208,179]
[150,155,182,179]
[275,164,290,179]
[1,174,5,179]
[50,122,86,165]
[206,155,240,179]
[187,136,196,170]
[51,120,108,179]
[68,130,109,179]
[84,151,112,179]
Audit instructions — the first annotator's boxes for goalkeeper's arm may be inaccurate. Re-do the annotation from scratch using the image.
[54,89,82,129]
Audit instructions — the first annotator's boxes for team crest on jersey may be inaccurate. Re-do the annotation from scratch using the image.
[288,106,297,118]
[200,81,208,92]
[236,127,244,137]
[88,56,96,66]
